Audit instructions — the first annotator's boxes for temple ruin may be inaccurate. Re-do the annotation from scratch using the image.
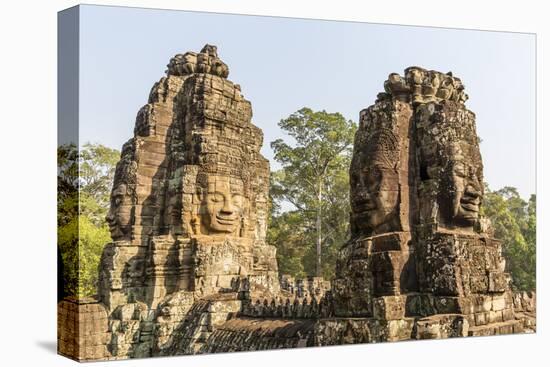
[57,45,536,361]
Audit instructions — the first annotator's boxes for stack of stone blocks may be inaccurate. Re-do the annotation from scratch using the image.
[57,298,111,361]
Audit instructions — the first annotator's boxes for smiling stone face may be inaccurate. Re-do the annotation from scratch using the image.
[350,109,405,237]
[351,164,400,236]
[199,174,246,235]
[416,101,483,231]
[106,183,134,240]
[105,141,137,242]
[443,147,483,227]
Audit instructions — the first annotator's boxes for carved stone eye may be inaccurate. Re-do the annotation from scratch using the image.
[210,193,224,203]
[232,194,243,206]
[452,163,466,177]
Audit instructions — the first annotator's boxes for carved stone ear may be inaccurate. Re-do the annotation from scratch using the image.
[189,215,199,235]
[196,188,205,202]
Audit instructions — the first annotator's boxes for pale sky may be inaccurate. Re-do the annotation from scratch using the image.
[77,4,536,199]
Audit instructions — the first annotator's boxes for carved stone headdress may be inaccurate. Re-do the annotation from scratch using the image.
[364,129,399,170]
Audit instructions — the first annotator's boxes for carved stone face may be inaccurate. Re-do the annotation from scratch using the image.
[417,102,482,230]
[167,52,197,75]
[350,124,402,237]
[351,165,399,235]
[443,158,483,227]
[196,53,211,74]
[406,67,425,86]
[211,58,229,78]
[200,175,245,234]
[106,183,134,240]
[436,75,455,100]
[423,73,440,99]
[384,73,410,98]
[422,141,483,229]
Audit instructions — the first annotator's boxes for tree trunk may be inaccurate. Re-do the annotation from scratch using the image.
[316,178,322,277]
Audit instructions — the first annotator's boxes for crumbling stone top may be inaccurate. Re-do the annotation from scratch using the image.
[166,43,229,78]
[381,66,468,105]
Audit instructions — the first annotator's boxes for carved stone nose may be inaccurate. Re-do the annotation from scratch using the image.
[465,186,481,201]
[221,200,234,214]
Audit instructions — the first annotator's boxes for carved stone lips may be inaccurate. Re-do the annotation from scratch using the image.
[460,194,480,212]
[107,222,120,235]
[353,196,377,212]
[461,203,479,213]
[354,202,377,213]
[216,215,237,225]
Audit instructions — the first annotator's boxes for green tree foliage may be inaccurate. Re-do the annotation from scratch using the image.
[80,143,121,214]
[268,211,311,278]
[482,186,536,291]
[58,216,112,298]
[58,143,119,298]
[57,143,79,226]
[268,108,357,278]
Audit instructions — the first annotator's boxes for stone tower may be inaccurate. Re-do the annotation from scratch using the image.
[329,67,528,341]
[95,44,279,357]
